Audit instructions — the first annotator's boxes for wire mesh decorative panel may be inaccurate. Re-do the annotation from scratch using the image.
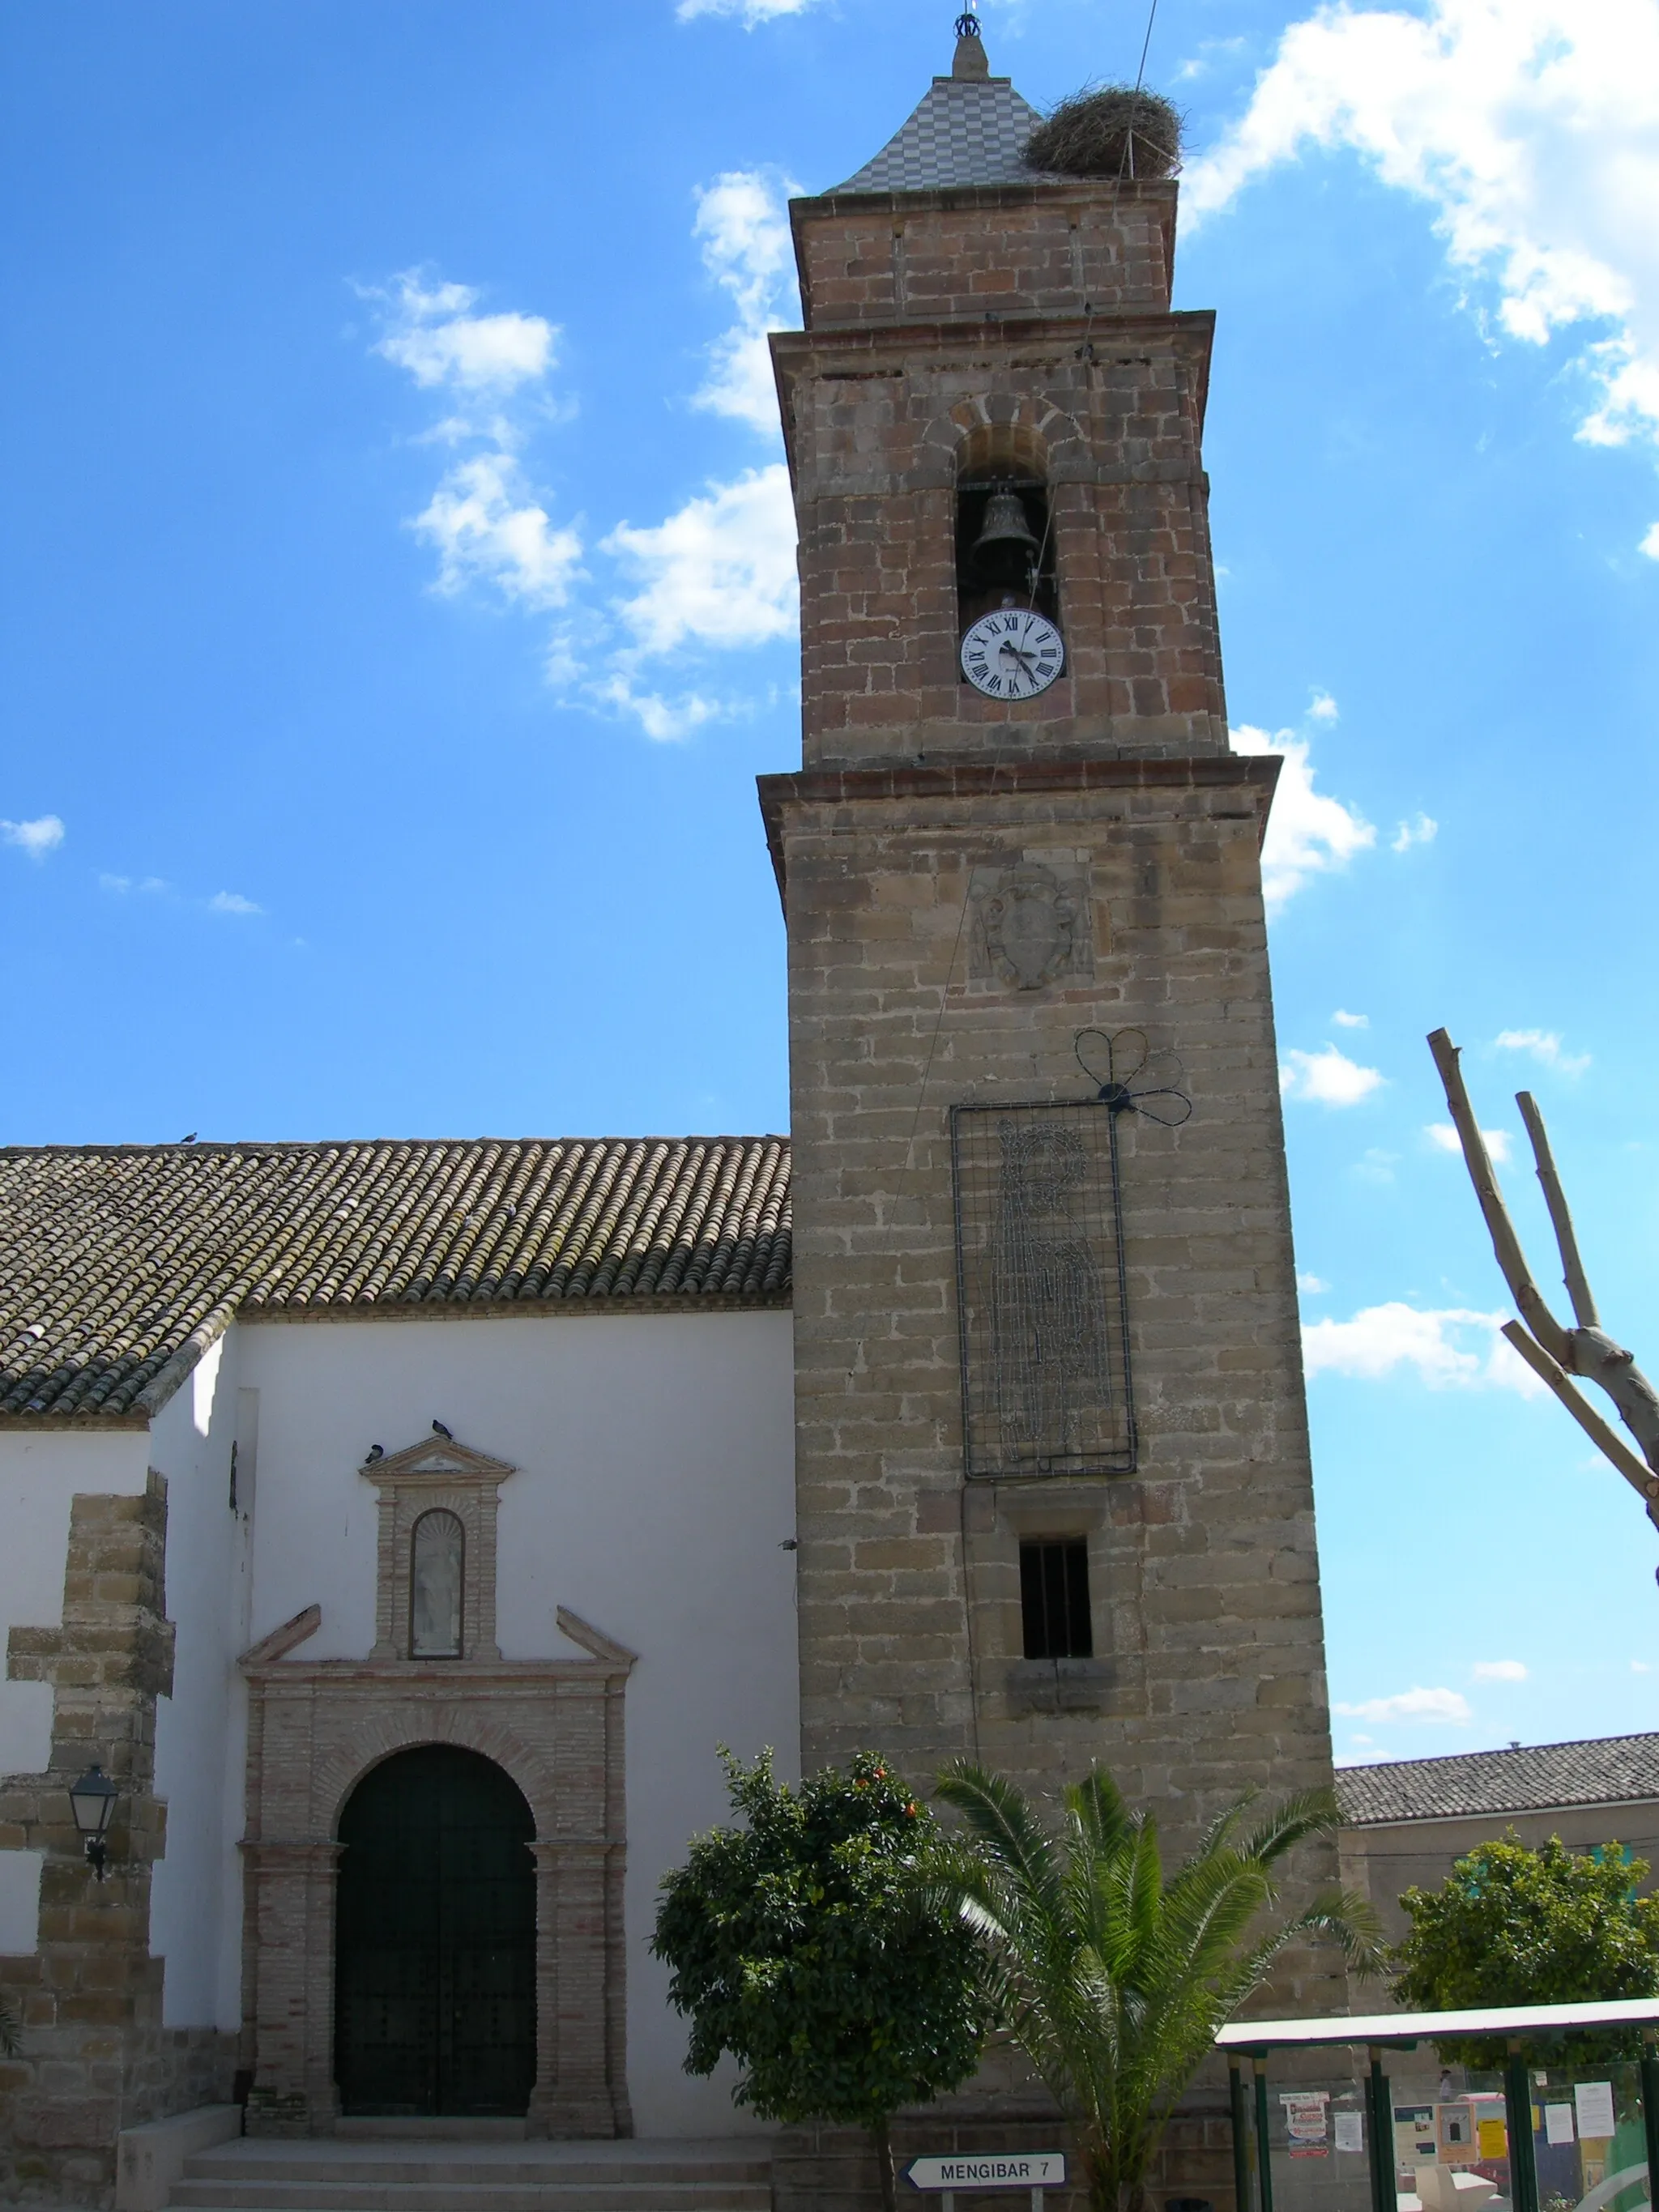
[951,1098,1135,1478]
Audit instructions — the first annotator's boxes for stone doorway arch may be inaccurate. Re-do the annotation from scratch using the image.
[335,1744,536,2119]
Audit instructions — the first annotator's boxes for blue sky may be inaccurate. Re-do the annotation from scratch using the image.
[4,0,1657,1771]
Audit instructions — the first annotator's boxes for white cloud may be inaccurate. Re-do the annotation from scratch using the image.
[1392,812,1439,851]
[1308,689,1340,721]
[1495,1027,1592,1076]
[2,814,65,860]
[605,465,798,656]
[1634,1660,1653,1673]
[592,675,723,745]
[1427,1119,1512,1163]
[100,873,168,895]
[414,452,582,611]
[693,171,800,435]
[1282,1043,1386,1106]
[677,0,819,21]
[208,890,262,916]
[1473,1658,1528,1681]
[1642,521,1659,558]
[1299,1271,1332,1294]
[1230,724,1375,905]
[1184,0,1659,458]
[372,269,583,625]
[1335,1686,1473,1726]
[1354,1147,1399,1183]
[582,179,800,737]
[370,198,801,741]
[373,273,556,397]
[1332,1008,1369,1028]
[1304,1299,1546,1394]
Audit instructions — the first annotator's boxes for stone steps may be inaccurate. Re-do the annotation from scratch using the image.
[163,2136,774,2212]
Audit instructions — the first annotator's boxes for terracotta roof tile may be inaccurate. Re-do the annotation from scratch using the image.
[0,1136,792,1421]
[1337,1733,1659,1826]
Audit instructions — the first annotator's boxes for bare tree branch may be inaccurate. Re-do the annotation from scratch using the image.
[1516,1090,1600,1328]
[1426,1028,1570,1362]
[1564,1326,1659,1473]
[1429,1028,1659,1519]
[1499,1323,1659,1524]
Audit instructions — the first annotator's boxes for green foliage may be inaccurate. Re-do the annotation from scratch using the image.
[1392,1833,1659,2064]
[934,1762,1381,2212]
[651,1749,990,2133]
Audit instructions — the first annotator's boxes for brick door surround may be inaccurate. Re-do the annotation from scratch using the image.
[238,1594,634,2138]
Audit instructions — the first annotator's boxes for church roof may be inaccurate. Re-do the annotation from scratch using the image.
[1336,1732,1659,1826]
[0,1135,791,1421]
[832,74,1051,194]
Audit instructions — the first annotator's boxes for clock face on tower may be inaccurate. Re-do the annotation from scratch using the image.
[959,609,1064,699]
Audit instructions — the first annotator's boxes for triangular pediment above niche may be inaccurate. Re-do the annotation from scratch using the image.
[360,1433,517,1487]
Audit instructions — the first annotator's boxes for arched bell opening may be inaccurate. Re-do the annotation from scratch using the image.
[955,426,1060,650]
[334,1743,536,2119]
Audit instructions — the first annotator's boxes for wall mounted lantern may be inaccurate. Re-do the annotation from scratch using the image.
[68,1762,118,1880]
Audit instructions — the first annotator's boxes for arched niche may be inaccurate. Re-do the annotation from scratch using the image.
[409,1509,464,1658]
[954,422,1060,639]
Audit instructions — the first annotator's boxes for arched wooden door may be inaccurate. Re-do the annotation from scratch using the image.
[335,1745,536,2116]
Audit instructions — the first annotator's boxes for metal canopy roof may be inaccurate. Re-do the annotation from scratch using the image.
[1217,1996,1659,2053]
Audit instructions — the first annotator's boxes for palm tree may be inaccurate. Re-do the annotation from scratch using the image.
[933,1762,1381,2212]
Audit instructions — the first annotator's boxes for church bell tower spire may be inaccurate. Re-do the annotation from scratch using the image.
[760,32,1342,2014]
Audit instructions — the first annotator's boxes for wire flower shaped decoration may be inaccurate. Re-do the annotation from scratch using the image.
[1074,1028,1192,1126]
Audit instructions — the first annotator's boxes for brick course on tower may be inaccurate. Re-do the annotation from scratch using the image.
[761,29,1345,1983]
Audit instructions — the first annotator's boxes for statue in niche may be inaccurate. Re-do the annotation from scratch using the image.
[410,1508,464,1658]
[990,1119,1112,1463]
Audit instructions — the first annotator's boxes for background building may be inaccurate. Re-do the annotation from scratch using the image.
[1339,1733,1659,1951]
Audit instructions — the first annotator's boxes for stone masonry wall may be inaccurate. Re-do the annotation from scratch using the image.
[766,757,1341,1887]
[772,319,1226,760]
[775,2108,1239,2212]
[0,1471,235,2209]
[793,180,1175,328]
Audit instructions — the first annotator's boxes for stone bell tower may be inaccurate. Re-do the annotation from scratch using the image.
[759,17,1341,1912]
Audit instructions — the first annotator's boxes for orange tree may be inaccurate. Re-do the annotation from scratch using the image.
[652,1750,989,2212]
[1393,1834,1659,2065]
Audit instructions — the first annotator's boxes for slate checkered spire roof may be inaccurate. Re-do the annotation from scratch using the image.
[1336,1732,1659,1825]
[0,1135,791,1421]
[831,78,1052,195]
[833,71,1051,194]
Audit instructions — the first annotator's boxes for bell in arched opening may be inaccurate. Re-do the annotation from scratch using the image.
[956,473,1060,640]
[970,488,1042,589]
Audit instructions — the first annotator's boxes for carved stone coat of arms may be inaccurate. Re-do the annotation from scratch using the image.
[972,860,1091,990]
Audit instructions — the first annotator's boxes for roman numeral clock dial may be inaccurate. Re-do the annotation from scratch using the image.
[960,609,1064,699]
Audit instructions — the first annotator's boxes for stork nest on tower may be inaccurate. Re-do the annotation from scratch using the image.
[1024,86,1183,181]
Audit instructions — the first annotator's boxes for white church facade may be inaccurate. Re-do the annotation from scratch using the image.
[0,1138,798,2174]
